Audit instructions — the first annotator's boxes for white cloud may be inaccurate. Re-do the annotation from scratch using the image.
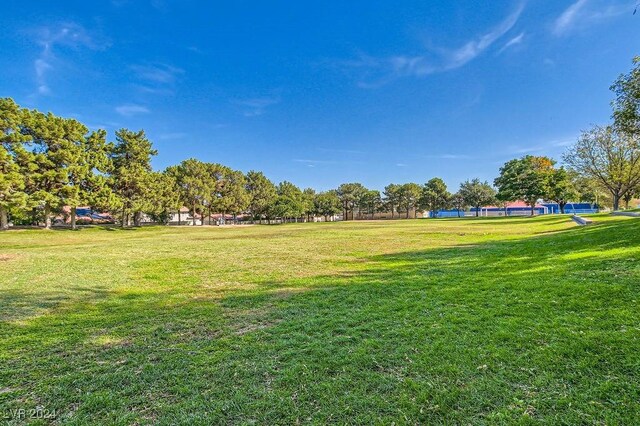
[424,154,473,160]
[29,22,107,96]
[553,0,590,35]
[115,104,150,117]
[233,97,280,117]
[342,3,525,87]
[131,64,184,84]
[445,3,525,70]
[553,0,632,36]
[158,132,187,140]
[497,32,526,54]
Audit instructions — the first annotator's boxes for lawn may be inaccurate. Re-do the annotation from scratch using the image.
[1,215,639,424]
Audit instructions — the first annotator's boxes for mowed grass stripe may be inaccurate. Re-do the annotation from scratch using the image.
[0,215,639,424]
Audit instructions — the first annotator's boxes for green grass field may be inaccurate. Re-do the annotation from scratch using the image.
[1,215,639,424]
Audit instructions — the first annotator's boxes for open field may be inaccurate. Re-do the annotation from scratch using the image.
[1,215,639,424]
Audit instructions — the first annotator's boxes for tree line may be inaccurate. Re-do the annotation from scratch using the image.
[1,57,640,230]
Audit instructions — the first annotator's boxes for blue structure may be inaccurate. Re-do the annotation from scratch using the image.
[540,203,599,214]
[427,202,599,218]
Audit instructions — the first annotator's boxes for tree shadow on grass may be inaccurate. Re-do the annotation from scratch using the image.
[0,219,638,424]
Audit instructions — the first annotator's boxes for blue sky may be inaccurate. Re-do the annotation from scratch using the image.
[1,1,638,191]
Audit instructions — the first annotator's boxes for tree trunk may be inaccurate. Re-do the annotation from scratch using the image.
[121,205,126,228]
[530,204,535,216]
[559,202,565,214]
[193,203,197,226]
[44,203,52,229]
[0,207,8,230]
[178,210,181,226]
[71,206,77,230]
[613,192,620,211]
[457,209,461,218]
[475,206,479,217]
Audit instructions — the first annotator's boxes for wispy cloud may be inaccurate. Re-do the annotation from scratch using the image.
[497,32,526,54]
[233,97,280,117]
[553,0,590,35]
[424,154,473,160]
[158,132,187,140]
[130,63,184,95]
[553,0,633,36]
[131,64,183,84]
[342,3,525,87]
[28,22,107,96]
[317,147,366,155]
[506,135,578,156]
[115,104,150,117]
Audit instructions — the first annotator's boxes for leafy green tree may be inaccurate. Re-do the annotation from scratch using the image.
[563,126,640,210]
[397,183,422,218]
[611,56,640,136]
[302,188,316,222]
[336,183,367,220]
[21,108,91,228]
[66,129,116,229]
[146,171,181,224]
[246,170,277,223]
[450,192,466,218]
[313,191,341,221]
[219,169,249,223]
[359,189,382,219]
[172,158,212,226]
[272,181,305,222]
[0,98,29,230]
[109,129,157,227]
[421,177,451,217]
[383,183,401,219]
[622,186,639,209]
[459,178,497,217]
[547,167,577,214]
[494,156,554,215]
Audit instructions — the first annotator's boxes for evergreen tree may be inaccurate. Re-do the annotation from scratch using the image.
[109,129,157,227]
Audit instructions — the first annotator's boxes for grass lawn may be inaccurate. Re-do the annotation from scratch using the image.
[1,215,639,424]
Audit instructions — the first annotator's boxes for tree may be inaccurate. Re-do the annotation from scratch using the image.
[21,108,92,229]
[172,159,212,226]
[336,183,367,220]
[459,178,497,217]
[313,191,341,221]
[397,183,422,219]
[450,192,466,218]
[494,156,554,216]
[622,182,639,209]
[421,177,451,217]
[146,171,181,224]
[383,184,401,219]
[547,167,577,214]
[611,56,640,136]
[109,129,157,227]
[66,129,115,229]
[563,126,640,210]
[272,181,305,222]
[302,188,316,222]
[359,189,382,219]
[246,171,277,223]
[0,98,29,230]
[219,169,249,223]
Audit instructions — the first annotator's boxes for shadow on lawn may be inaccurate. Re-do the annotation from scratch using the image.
[1,218,639,423]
